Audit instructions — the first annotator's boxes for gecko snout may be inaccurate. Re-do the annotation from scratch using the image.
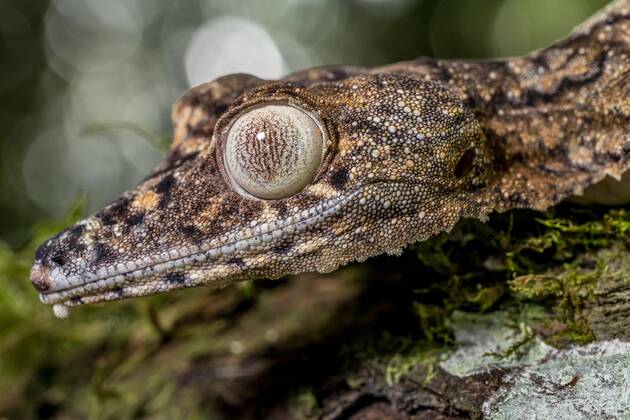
[31,239,67,292]
[30,262,53,292]
[30,221,99,295]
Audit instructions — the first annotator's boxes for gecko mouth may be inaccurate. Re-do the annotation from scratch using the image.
[37,186,375,312]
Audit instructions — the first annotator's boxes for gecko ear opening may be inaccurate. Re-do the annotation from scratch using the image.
[454,148,476,179]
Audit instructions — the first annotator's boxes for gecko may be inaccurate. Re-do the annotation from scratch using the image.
[30,0,629,318]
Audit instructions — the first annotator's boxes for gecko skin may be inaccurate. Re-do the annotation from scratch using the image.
[31,1,629,317]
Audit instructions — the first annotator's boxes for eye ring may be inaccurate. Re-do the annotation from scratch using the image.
[221,103,326,200]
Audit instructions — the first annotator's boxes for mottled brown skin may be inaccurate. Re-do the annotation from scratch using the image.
[31,1,629,314]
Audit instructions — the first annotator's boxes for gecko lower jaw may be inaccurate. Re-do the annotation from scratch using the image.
[36,185,380,309]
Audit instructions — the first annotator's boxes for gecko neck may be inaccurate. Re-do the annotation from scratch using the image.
[376,1,629,211]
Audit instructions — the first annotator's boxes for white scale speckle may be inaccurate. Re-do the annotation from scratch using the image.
[52,303,70,319]
[256,131,266,140]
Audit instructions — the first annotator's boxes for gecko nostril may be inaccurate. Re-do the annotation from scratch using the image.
[454,148,476,179]
[50,254,66,267]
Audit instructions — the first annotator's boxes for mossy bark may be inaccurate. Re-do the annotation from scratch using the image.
[510,241,630,343]
[1,206,629,419]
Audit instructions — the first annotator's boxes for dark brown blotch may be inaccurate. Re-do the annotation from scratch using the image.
[272,239,293,255]
[35,239,55,261]
[94,242,116,264]
[155,174,176,209]
[126,212,145,227]
[329,167,349,190]
[155,174,175,194]
[180,224,203,242]
[166,273,187,284]
[227,257,245,267]
[100,196,132,226]
[60,225,87,254]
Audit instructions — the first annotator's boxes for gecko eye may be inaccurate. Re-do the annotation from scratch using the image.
[223,104,324,200]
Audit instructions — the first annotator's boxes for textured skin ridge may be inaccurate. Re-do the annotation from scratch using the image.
[30,1,629,314]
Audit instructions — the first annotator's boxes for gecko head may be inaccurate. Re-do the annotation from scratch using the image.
[30,71,492,313]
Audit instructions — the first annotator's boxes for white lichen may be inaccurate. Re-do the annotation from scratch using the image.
[440,310,630,419]
[485,340,630,419]
[440,310,554,376]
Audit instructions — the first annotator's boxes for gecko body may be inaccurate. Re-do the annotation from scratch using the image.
[30,1,629,316]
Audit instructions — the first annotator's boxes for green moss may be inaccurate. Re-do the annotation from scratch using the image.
[407,206,630,348]
[340,331,444,385]
[552,319,597,346]
[509,260,600,308]
[412,303,453,343]
[509,234,630,346]
[392,207,626,372]
[506,209,630,275]
[508,275,564,299]
[466,283,507,312]
[344,206,630,383]
[289,388,318,418]
[384,347,440,385]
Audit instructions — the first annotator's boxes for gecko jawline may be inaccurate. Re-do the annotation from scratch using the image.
[37,181,426,309]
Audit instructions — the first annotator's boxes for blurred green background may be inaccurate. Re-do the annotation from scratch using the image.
[0,0,610,246]
[0,0,614,418]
